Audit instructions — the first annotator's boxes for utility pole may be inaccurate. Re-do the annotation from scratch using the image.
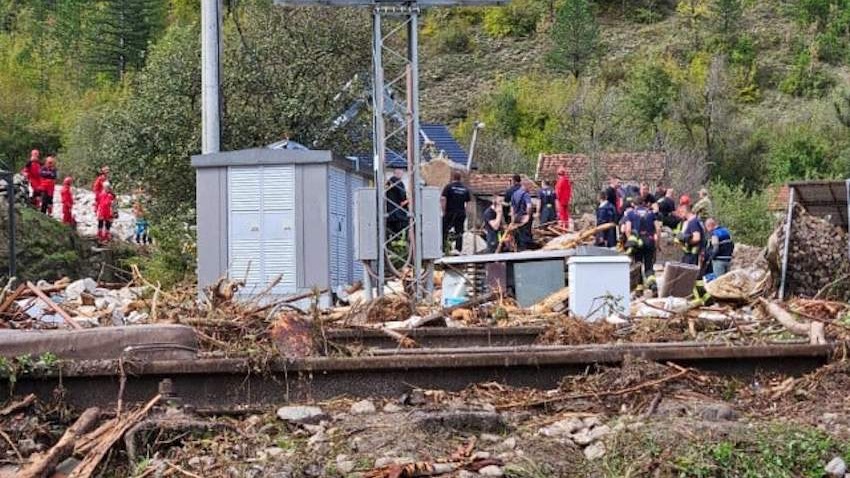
[201,0,221,155]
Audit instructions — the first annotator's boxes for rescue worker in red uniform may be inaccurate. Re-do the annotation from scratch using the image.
[39,155,58,215]
[555,166,572,229]
[23,149,42,207]
[96,182,116,243]
[61,177,75,226]
[92,166,109,212]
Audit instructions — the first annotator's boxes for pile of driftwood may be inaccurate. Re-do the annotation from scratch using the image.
[772,205,850,300]
[10,394,161,478]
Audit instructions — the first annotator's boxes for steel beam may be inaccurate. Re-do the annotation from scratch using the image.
[2,343,835,411]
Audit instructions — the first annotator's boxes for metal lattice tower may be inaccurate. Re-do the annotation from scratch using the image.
[202,0,502,303]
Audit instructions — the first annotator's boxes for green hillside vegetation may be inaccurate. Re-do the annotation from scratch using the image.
[1,0,849,266]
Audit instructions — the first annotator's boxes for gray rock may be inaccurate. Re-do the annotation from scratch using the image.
[458,471,479,478]
[480,433,502,443]
[497,437,517,451]
[825,457,847,477]
[276,406,327,425]
[375,457,414,468]
[65,278,97,301]
[336,454,355,474]
[822,412,839,424]
[411,410,507,433]
[350,399,377,415]
[403,389,427,406]
[383,402,403,413]
[584,442,606,460]
[698,403,738,422]
[571,429,593,446]
[478,465,504,477]
[539,418,584,438]
[583,416,601,428]
[588,424,611,442]
[17,439,40,456]
[472,451,491,460]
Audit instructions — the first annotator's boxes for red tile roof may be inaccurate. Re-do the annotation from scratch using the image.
[468,173,539,197]
[767,185,790,212]
[535,152,667,186]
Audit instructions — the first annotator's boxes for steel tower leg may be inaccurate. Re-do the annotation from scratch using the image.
[372,9,387,297]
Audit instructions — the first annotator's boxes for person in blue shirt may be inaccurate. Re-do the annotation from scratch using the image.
[704,218,734,276]
[595,190,617,247]
[676,204,706,266]
[503,174,521,223]
[510,180,534,251]
[537,180,557,225]
[622,195,658,280]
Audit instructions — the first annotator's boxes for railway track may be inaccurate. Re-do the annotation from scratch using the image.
[1,339,837,412]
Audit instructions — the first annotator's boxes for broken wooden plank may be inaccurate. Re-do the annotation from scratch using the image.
[0,393,36,416]
[18,407,101,478]
[26,281,82,330]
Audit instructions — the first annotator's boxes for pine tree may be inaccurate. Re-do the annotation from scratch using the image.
[83,0,165,81]
[712,0,742,52]
[547,0,599,79]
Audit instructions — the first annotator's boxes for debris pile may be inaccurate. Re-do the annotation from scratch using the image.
[773,204,850,300]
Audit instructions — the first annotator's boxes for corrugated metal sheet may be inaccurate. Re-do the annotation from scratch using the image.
[789,180,849,230]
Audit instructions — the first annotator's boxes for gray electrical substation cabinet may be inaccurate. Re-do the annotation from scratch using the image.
[191,148,371,299]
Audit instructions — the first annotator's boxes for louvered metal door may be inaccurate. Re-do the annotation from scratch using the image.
[228,165,296,296]
[328,167,349,288]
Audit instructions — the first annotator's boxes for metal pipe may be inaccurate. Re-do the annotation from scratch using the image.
[201,0,221,155]
[6,171,15,279]
[779,186,795,299]
[466,122,482,171]
[372,9,387,297]
[408,11,424,301]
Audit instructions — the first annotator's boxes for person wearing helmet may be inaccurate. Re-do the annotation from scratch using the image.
[39,155,58,215]
[61,177,75,226]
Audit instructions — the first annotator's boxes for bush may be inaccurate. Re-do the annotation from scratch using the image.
[816,28,847,64]
[710,182,774,246]
[779,49,833,98]
[483,0,543,38]
[126,214,196,289]
[767,128,831,183]
[434,18,474,53]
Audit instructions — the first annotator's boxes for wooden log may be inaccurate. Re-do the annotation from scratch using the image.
[26,281,82,330]
[18,407,100,478]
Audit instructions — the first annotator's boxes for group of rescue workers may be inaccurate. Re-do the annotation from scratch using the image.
[21,149,150,245]
[595,177,734,286]
[384,166,734,286]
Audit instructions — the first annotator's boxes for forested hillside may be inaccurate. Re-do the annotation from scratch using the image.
[2,0,849,241]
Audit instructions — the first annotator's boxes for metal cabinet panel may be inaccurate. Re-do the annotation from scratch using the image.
[228,165,296,296]
[421,186,443,260]
[329,167,349,288]
[354,188,378,261]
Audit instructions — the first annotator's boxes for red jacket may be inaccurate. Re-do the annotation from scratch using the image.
[92,174,106,197]
[96,192,115,221]
[40,166,57,195]
[61,185,73,210]
[25,160,42,191]
[555,174,572,207]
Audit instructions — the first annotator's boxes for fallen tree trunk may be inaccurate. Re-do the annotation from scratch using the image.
[758,298,825,344]
[18,407,100,478]
[391,292,498,329]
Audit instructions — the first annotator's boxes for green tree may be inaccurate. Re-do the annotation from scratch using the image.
[547,0,599,78]
[627,61,675,138]
[83,0,166,80]
[767,129,831,182]
[677,0,710,49]
[711,0,742,52]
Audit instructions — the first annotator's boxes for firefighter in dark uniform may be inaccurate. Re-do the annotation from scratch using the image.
[675,204,706,266]
[503,174,521,223]
[510,179,534,251]
[595,190,618,247]
[440,171,471,252]
[482,194,504,253]
[705,218,734,276]
[622,195,658,280]
[537,179,557,225]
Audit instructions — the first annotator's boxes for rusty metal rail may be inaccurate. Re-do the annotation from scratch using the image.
[324,326,545,349]
[0,342,837,412]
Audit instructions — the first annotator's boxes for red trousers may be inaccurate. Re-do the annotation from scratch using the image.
[557,202,570,226]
